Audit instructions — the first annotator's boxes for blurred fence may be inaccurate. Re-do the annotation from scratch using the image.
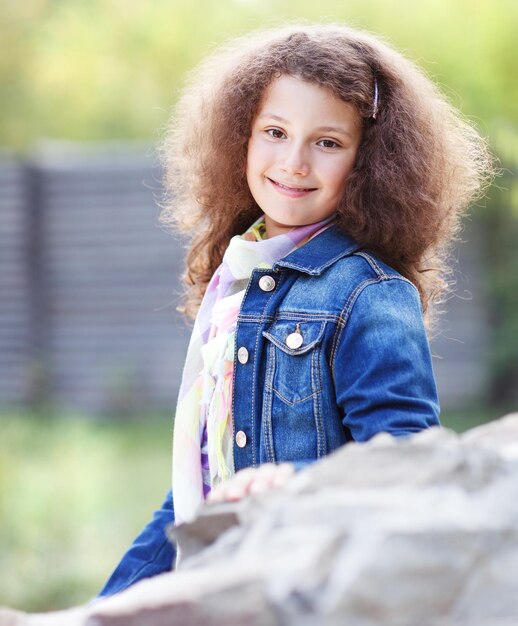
[0,142,489,414]
[0,143,189,415]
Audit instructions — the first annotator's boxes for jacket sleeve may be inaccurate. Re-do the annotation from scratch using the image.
[97,489,176,597]
[333,278,440,442]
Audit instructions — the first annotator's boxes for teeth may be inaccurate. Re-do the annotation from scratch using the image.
[275,180,311,191]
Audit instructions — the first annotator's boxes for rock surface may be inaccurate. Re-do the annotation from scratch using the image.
[2,414,518,626]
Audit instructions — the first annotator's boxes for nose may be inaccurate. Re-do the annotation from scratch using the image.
[280,141,310,177]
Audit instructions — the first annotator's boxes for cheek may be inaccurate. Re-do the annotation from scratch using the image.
[245,143,253,176]
[245,158,255,193]
[247,138,274,176]
[246,152,260,185]
[246,160,256,187]
[246,144,265,199]
[325,161,355,195]
[327,169,350,195]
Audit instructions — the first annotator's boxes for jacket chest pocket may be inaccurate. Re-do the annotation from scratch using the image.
[262,320,326,405]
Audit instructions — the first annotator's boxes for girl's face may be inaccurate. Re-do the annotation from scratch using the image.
[246,75,362,238]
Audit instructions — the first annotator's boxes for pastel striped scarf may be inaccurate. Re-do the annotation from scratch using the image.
[172,216,333,524]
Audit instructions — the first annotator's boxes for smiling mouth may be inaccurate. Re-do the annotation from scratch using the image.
[267,178,317,194]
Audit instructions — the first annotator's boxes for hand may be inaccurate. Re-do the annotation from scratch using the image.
[206,463,295,504]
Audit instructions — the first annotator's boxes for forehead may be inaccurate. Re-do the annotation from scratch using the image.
[256,75,361,130]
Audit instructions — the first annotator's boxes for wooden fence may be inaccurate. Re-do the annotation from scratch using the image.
[0,142,489,414]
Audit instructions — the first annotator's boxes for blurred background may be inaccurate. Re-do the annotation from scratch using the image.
[1,0,517,612]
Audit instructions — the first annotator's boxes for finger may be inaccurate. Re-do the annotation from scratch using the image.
[248,477,273,495]
[207,464,295,503]
[233,467,263,484]
[207,480,236,503]
[256,463,278,475]
[207,470,254,502]
[276,462,296,475]
[248,467,294,495]
[223,483,249,501]
[271,464,295,486]
[207,484,240,503]
[206,488,224,503]
[231,466,274,493]
[207,475,252,503]
[252,464,294,489]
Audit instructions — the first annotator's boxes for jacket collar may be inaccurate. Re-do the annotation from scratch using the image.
[273,225,361,276]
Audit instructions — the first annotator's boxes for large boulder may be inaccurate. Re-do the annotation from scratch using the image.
[2,414,518,626]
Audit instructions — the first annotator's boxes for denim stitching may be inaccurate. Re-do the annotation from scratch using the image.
[251,269,285,466]
[239,313,275,322]
[250,323,262,467]
[330,277,386,377]
[330,274,421,378]
[353,252,420,293]
[272,385,322,406]
[263,342,276,463]
[319,346,327,455]
[266,320,325,405]
[263,320,326,355]
[264,334,322,355]
[312,346,326,457]
[234,269,279,470]
[239,312,340,323]
[231,272,255,472]
[273,312,340,322]
[354,251,387,277]
[274,243,360,275]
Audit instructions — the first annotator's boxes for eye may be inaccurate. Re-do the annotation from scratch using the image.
[317,138,340,149]
[266,128,286,139]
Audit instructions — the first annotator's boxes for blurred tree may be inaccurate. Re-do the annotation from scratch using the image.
[481,124,518,408]
[0,0,516,404]
[1,0,517,148]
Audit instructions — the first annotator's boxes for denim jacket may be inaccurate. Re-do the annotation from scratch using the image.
[99,225,440,596]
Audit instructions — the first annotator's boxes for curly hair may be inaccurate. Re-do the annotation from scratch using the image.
[159,23,493,322]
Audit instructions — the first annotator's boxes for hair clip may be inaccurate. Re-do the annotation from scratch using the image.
[372,76,379,120]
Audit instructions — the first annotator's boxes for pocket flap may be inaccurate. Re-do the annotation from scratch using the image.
[263,320,326,355]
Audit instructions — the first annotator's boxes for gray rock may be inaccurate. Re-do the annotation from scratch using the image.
[3,414,518,626]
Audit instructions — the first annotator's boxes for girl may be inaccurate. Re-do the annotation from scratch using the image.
[99,23,491,596]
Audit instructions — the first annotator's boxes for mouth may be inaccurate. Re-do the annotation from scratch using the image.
[267,177,317,197]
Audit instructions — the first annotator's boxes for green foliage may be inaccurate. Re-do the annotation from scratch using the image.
[1,0,517,149]
[479,166,518,407]
[0,4,515,609]
[0,408,499,611]
[440,408,501,433]
[0,412,172,611]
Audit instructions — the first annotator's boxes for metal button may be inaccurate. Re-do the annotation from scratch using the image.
[237,346,249,364]
[286,332,304,349]
[235,430,247,448]
[258,275,276,292]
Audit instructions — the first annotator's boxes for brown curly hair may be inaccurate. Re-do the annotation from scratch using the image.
[159,23,493,321]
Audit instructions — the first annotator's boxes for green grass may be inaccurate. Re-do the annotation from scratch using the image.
[440,408,503,433]
[0,412,172,612]
[0,407,502,612]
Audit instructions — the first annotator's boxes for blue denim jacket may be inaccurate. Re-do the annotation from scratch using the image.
[99,225,439,596]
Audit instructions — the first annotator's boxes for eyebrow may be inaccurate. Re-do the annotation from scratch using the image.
[257,113,354,139]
